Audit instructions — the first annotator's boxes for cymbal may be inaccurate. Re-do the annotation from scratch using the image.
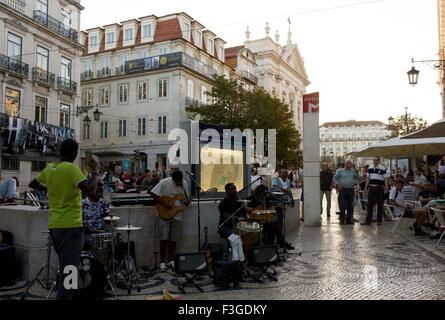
[116,225,142,231]
[237,200,252,204]
[103,216,121,222]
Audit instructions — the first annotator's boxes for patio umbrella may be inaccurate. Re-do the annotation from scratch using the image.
[402,118,445,139]
[352,137,445,157]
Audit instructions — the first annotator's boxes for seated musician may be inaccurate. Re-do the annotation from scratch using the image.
[245,185,275,245]
[271,169,295,251]
[150,170,190,271]
[82,182,111,251]
[218,183,246,262]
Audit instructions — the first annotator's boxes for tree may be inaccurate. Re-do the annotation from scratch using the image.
[387,112,428,138]
[186,76,302,168]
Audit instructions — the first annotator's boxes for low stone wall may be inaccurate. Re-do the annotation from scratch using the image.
[0,201,300,281]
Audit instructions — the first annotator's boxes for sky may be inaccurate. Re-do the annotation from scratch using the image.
[80,0,442,125]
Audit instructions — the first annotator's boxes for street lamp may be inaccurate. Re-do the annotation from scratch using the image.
[407,66,420,87]
[83,115,91,126]
[388,116,394,126]
[77,104,101,123]
[93,108,101,122]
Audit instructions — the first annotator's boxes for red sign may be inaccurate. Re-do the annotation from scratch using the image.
[303,92,320,113]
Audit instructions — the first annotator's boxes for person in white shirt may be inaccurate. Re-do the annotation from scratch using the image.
[250,168,262,194]
[150,170,190,270]
[411,167,428,193]
[389,179,429,236]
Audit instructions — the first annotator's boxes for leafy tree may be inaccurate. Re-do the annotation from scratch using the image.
[186,76,302,168]
[387,113,428,138]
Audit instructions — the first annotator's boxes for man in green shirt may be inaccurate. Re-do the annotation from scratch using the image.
[29,139,100,300]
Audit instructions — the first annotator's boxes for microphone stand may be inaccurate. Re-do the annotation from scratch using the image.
[238,176,263,195]
[186,171,206,252]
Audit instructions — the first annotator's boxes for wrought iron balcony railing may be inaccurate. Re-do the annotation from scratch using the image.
[33,10,78,42]
[57,77,77,94]
[0,54,29,77]
[0,0,25,13]
[185,97,207,108]
[32,67,55,86]
[241,70,258,84]
[81,70,93,81]
[97,67,112,79]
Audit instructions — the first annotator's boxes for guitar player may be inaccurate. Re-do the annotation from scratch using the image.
[150,170,190,271]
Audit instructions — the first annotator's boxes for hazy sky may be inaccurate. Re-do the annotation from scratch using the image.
[81,0,442,125]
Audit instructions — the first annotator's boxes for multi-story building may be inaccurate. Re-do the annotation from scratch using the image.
[438,0,445,118]
[80,12,232,174]
[320,120,390,163]
[224,21,310,134]
[0,0,84,190]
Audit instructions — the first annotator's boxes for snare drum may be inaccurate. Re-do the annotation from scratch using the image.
[91,232,113,269]
[250,210,277,223]
[236,221,262,249]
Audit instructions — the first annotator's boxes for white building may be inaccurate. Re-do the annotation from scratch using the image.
[320,120,390,163]
[225,21,310,134]
[0,0,84,190]
[80,12,232,174]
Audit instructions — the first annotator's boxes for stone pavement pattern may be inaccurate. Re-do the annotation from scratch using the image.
[3,213,444,300]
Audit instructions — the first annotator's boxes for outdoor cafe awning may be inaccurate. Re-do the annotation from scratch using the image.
[402,118,445,139]
[350,137,445,157]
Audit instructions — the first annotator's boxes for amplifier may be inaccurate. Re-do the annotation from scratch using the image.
[111,196,155,207]
[0,244,15,287]
[174,253,209,275]
[213,261,242,286]
[246,245,279,267]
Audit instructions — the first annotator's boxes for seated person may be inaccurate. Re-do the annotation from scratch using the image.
[0,177,19,205]
[423,200,445,239]
[418,183,441,204]
[218,183,246,262]
[389,179,429,236]
[402,176,418,201]
[82,182,111,251]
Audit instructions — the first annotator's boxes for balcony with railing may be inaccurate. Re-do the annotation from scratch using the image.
[0,0,25,13]
[32,68,55,86]
[81,70,93,81]
[241,70,258,84]
[0,54,29,78]
[33,10,78,42]
[97,67,112,79]
[185,97,207,108]
[57,77,77,95]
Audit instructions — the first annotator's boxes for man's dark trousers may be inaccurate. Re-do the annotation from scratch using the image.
[366,186,384,223]
[338,188,355,223]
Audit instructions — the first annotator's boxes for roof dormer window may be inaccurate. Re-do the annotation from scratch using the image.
[124,28,134,41]
[195,30,202,48]
[89,34,99,52]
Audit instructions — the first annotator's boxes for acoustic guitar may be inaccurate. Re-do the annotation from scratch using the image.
[156,194,188,221]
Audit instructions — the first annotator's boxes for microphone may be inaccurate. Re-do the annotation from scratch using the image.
[186,170,195,177]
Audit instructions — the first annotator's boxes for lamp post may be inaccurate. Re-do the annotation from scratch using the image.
[77,104,102,123]
[408,58,445,118]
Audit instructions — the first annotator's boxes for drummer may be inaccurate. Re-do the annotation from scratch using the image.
[218,183,247,262]
[82,182,111,251]
[244,185,275,245]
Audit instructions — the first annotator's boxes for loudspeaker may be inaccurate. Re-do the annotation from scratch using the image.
[246,245,279,267]
[0,244,15,287]
[174,253,209,275]
[0,230,13,246]
[213,261,242,285]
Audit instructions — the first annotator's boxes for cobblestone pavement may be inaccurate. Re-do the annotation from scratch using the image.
[2,192,445,300]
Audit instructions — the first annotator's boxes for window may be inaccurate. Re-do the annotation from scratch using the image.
[138,82,148,101]
[158,116,167,135]
[101,56,110,70]
[195,31,202,47]
[119,53,128,72]
[137,51,148,59]
[119,120,127,137]
[60,104,70,128]
[83,88,93,106]
[119,84,129,103]
[184,22,191,39]
[124,28,134,41]
[89,35,98,51]
[159,47,168,55]
[83,59,92,73]
[32,161,46,172]
[5,88,20,117]
[100,86,110,106]
[100,121,108,139]
[201,85,208,104]
[2,158,20,171]
[158,79,168,98]
[36,46,49,71]
[218,46,224,60]
[35,96,47,123]
[61,57,71,80]
[208,39,214,54]
[36,0,48,14]
[142,24,152,38]
[7,32,22,62]
[187,80,194,98]
[138,118,146,136]
[106,32,115,46]
[83,123,91,140]
[61,8,71,28]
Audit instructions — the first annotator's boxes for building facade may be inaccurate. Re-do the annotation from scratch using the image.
[80,12,232,174]
[320,120,390,164]
[224,22,310,135]
[0,0,84,190]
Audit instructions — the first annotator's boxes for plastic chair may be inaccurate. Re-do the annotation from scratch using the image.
[431,208,445,248]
